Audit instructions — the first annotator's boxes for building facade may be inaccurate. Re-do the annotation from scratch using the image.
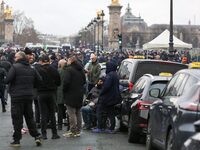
[120,4,200,49]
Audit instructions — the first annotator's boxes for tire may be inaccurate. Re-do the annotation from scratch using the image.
[166,129,174,150]
[128,115,140,143]
[146,121,157,150]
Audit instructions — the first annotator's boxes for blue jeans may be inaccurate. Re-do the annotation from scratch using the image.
[81,105,95,128]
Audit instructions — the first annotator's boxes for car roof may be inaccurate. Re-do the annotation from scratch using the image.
[142,74,171,82]
[177,69,200,79]
[122,58,185,65]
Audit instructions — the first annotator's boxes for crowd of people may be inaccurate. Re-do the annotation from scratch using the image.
[0,47,193,147]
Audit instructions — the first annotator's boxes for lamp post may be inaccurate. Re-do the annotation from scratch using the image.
[169,0,174,53]
[100,10,105,51]
[87,22,92,49]
[92,18,97,52]
[97,13,101,57]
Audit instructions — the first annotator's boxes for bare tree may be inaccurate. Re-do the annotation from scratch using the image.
[13,10,41,46]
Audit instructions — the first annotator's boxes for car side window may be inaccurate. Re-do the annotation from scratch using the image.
[182,75,198,95]
[164,74,179,96]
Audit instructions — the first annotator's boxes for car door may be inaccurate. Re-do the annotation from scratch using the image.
[158,74,187,146]
[152,74,179,147]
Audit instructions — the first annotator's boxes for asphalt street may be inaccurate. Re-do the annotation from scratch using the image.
[0,101,146,150]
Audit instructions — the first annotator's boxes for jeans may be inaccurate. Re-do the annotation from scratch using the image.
[81,105,95,128]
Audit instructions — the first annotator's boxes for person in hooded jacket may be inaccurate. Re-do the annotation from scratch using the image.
[63,55,86,137]
[92,60,121,134]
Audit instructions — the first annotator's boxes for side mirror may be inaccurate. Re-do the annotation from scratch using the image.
[194,120,200,132]
[149,88,160,98]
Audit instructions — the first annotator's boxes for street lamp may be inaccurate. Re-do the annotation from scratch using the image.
[100,10,105,51]
[91,18,97,52]
[169,0,174,53]
[96,13,101,57]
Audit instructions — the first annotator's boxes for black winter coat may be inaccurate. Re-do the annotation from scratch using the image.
[98,61,121,107]
[4,59,41,102]
[63,62,86,108]
[36,64,61,93]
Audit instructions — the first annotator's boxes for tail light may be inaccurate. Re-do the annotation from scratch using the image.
[137,100,151,110]
[179,100,200,111]
[129,82,134,91]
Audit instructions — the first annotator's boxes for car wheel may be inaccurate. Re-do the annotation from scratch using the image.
[146,121,157,150]
[166,129,174,150]
[128,115,140,143]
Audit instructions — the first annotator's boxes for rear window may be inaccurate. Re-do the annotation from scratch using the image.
[118,61,134,80]
[132,62,187,83]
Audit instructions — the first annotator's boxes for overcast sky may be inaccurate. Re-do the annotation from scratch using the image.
[6,0,200,36]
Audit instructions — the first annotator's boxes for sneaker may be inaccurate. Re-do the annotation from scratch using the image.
[104,129,116,134]
[63,131,76,137]
[92,128,105,133]
[10,141,20,147]
[51,134,60,139]
[74,132,81,137]
[35,136,42,147]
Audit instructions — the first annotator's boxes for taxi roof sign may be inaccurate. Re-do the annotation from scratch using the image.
[189,62,200,69]
[133,55,145,59]
[159,72,172,77]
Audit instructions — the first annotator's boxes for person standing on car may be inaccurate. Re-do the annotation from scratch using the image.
[36,55,61,140]
[4,51,42,147]
[63,55,86,137]
[86,53,101,92]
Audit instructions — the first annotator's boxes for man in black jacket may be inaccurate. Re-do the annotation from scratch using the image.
[36,55,61,140]
[4,51,42,147]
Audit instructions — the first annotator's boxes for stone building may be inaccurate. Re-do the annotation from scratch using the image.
[0,1,14,45]
[120,4,200,49]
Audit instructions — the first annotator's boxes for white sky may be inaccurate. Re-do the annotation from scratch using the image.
[6,0,200,36]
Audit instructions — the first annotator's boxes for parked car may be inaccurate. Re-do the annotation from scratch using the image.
[118,59,187,131]
[120,73,171,143]
[118,59,187,91]
[146,69,200,150]
[182,120,200,150]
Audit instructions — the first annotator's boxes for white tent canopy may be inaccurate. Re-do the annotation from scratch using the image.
[143,29,193,50]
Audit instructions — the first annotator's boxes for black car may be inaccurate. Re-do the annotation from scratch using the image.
[146,69,200,150]
[182,120,200,150]
[120,74,171,143]
[118,59,187,91]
